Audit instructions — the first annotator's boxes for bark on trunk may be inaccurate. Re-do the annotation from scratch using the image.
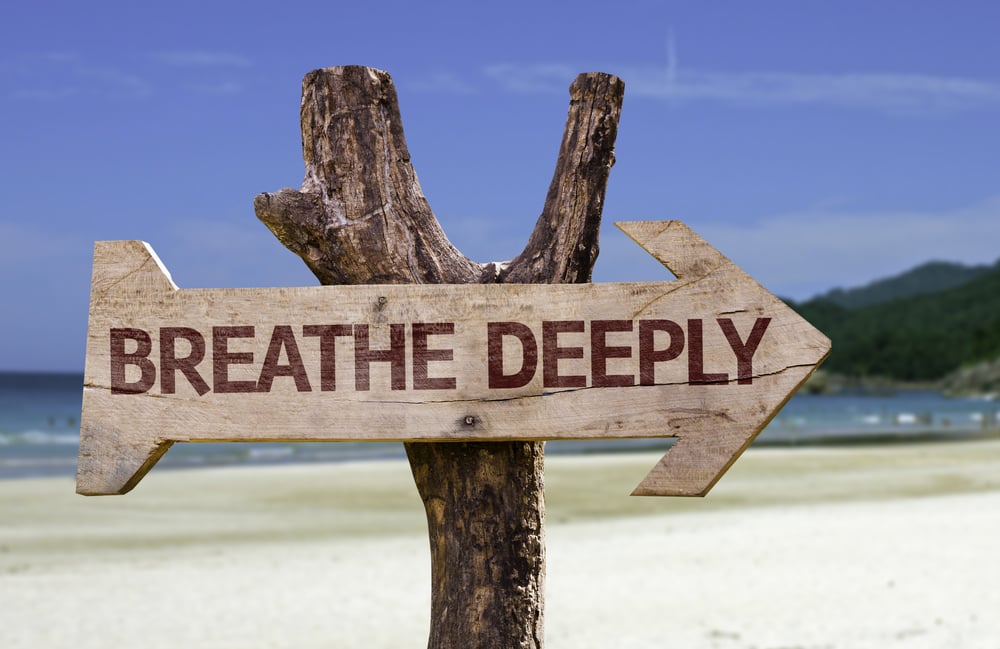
[255,65,623,649]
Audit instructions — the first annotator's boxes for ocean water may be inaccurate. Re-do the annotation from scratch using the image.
[1,371,997,480]
[0,371,410,480]
[0,372,83,479]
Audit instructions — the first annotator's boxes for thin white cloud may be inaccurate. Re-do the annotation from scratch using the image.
[595,197,1000,300]
[189,80,244,95]
[153,50,252,68]
[626,67,1000,113]
[407,71,477,95]
[483,61,1000,114]
[3,53,152,100]
[77,65,153,98]
[485,63,576,93]
[3,50,257,100]
[152,51,251,96]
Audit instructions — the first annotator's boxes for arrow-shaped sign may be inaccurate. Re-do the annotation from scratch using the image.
[77,220,829,496]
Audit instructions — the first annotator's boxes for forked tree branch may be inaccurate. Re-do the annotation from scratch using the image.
[254,65,623,649]
[254,66,623,287]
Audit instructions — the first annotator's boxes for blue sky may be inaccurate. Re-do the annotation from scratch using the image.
[3,0,999,371]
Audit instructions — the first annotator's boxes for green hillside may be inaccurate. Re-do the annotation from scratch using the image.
[791,263,1000,381]
[814,260,994,309]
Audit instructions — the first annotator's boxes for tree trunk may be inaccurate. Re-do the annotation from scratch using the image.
[255,65,623,649]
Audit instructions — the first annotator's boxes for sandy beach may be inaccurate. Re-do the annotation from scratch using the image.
[2,439,999,648]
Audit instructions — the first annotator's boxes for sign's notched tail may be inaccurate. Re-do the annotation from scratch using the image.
[78,241,179,495]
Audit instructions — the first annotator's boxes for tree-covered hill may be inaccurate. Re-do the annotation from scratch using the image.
[789,262,1000,381]
[813,260,994,309]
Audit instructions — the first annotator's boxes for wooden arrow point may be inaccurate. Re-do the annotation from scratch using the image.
[617,220,831,495]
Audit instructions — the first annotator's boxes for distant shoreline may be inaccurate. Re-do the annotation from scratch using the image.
[3,430,999,484]
[3,370,998,482]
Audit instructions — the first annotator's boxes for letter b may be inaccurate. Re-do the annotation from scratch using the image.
[110,328,155,394]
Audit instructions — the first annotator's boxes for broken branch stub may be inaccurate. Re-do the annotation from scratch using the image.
[254,66,481,285]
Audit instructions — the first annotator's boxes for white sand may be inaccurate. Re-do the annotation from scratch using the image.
[2,440,999,648]
[547,492,1000,648]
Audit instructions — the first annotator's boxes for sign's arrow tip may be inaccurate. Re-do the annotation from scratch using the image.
[615,220,831,497]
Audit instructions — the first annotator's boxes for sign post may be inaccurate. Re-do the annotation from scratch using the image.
[78,66,829,649]
[78,220,828,496]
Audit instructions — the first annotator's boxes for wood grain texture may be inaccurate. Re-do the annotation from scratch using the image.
[254,66,483,285]
[254,66,623,649]
[78,222,829,497]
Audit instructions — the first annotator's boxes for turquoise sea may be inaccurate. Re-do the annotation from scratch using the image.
[1,371,997,480]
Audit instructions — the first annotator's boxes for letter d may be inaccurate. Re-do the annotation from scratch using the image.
[487,322,538,389]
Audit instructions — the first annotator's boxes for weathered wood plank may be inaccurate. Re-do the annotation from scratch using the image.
[77,221,829,495]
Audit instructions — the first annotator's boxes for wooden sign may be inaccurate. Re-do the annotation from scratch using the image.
[77,220,830,496]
